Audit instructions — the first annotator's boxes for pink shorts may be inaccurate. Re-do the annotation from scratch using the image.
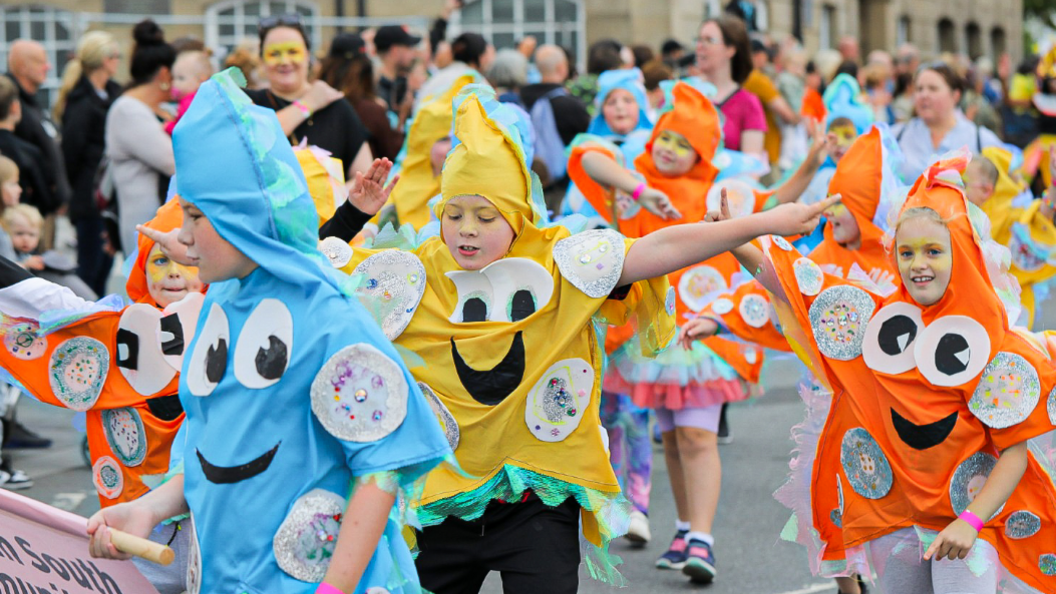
[654,403,723,434]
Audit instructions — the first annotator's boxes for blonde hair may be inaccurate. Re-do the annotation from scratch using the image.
[176,50,214,79]
[3,203,43,234]
[894,206,950,236]
[54,31,119,121]
[0,155,17,186]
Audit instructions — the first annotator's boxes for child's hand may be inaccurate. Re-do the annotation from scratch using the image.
[22,255,44,271]
[348,158,399,215]
[923,518,979,561]
[763,194,840,236]
[806,118,833,168]
[87,501,156,560]
[137,225,196,267]
[679,317,719,349]
[638,187,682,220]
[703,188,734,223]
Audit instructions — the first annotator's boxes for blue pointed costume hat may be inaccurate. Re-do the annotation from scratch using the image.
[587,68,653,137]
[823,73,874,134]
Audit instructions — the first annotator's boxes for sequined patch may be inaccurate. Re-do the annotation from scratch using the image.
[840,428,893,499]
[1041,554,1056,576]
[186,516,201,594]
[274,489,346,582]
[1048,386,1056,425]
[1005,511,1041,539]
[353,250,427,340]
[92,456,123,500]
[419,382,459,451]
[711,298,734,315]
[319,236,353,268]
[102,408,147,467]
[739,294,770,328]
[969,352,1040,429]
[664,286,677,316]
[525,358,595,442]
[678,265,728,312]
[793,257,824,296]
[310,344,408,442]
[771,235,793,251]
[49,337,110,412]
[3,321,46,360]
[553,229,625,298]
[950,452,999,517]
[809,286,875,361]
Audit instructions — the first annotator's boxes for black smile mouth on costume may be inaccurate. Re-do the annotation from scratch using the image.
[891,409,958,450]
[197,442,280,484]
[451,331,525,406]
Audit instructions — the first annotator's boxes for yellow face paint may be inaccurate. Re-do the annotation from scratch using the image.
[830,125,858,149]
[263,41,308,66]
[823,202,849,219]
[895,217,953,306]
[146,245,201,307]
[654,130,694,158]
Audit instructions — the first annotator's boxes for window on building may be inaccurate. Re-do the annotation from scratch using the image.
[937,18,956,54]
[897,15,911,46]
[965,22,982,60]
[0,5,77,108]
[991,26,1006,61]
[820,5,836,50]
[455,0,585,67]
[205,0,319,60]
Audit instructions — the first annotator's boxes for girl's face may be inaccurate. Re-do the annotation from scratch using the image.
[8,214,39,254]
[913,70,959,125]
[176,199,258,284]
[261,27,309,94]
[896,216,953,306]
[441,195,516,271]
[2,173,21,207]
[145,244,203,308]
[695,21,735,75]
[651,130,698,177]
[824,202,861,247]
[602,88,640,136]
[827,124,858,162]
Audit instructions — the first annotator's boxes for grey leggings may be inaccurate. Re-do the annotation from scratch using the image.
[868,527,998,594]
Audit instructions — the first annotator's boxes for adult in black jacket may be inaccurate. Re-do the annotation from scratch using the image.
[0,77,51,217]
[54,31,123,296]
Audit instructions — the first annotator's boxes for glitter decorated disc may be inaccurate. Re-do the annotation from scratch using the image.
[969,352,1040,429]
[353,250,427,339]
[664,286,677,316]
[319,236,354,268]
[525,358,595,442]
[553,229,625,298]
[809,286,876,361]
[49,337,110,412]
[1048,386,1056,425]
[771,235,793,251]
[102,408,147,467]
[1040,554,1056,576]
[793,257,824,296]
[273,489,346,582]
[92,456,123,500]
[678,265,728,312]
[915,315,991,388]
[862,302,923,375]
[739,293,771,328]
[711,297,734,315]
[949,452,1000,517]
[310,344,408,442]
[840,428,893,500]
[3,321,46,360]
[1005,511,1041,540]
[419,381,459,451]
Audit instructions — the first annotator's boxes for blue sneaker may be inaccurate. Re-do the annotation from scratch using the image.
[655,530,688,569]
[682,538,716,583]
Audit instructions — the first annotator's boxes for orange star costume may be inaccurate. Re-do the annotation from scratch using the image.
[326,88,674,578]
[762,154,1056,591]
[568,81,769,409]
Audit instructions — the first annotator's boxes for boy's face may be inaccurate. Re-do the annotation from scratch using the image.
[962,162,995,207]
[171,55,206,101]
[177,199,258,284]
[651,130,698,177]
[8,214,38,254]
[440,195,516,271]
[827,124,858,162]
[601,89,640,136]
[145,243,203,308]
[823,201,861,247]
[2,174,21,207]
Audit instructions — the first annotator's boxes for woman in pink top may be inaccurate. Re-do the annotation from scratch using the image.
[695,15,766,156]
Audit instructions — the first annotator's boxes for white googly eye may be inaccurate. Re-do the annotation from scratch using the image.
[234,299,293,389]
[862,302,923,375]
[480,258,554,323]
[186,303,229,397]
[914,315,991,387]
[446,270,494,324]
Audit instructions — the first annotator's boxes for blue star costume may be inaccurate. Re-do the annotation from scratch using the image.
[172,70,451,594]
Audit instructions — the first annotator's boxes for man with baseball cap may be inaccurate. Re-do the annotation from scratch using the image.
[376,25,421,111]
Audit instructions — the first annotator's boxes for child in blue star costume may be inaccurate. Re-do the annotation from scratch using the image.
[86,69,451,594]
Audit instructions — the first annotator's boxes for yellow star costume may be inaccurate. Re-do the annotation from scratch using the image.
[327,88,674,579]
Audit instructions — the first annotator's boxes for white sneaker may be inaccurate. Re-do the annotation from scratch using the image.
[625,510,651,546]
[0,468,32,490]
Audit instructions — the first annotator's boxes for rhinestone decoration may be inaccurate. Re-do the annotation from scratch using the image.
[310,344,408,442]
[840,428,893,499]
[793,257,824,296]
[772,235,793,251]
[950,452,1001,517]
[1005,511,1041,539]
[319,236,354,268]
[553,229,625,298]
[92,456,123,500]
[1040,554,1056,576]
[809,286,875,361]
[678,265,728,312]
[274,489,346,582]
[49,337,110,412]
[3,322,46,360]
[664,286,677,316]
[419,382,459,450]
[969,352,1040,429]
[102,408,147,467]
[352,250,427,340]
[1047,386,1056,425]
[739,294,771,328]
[525,358,594,442]
[711,298,734,315]
[186,516,201,594]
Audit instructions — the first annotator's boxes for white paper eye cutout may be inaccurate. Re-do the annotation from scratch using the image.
[862,302,924,375]
[914,315,991,388]
[186,303,230,397]
[234,299,293,389]
[159,292,204,372]
[116,304,178,396]
[480,258,555,323]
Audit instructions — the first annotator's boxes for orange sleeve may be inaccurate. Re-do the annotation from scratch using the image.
[698,280,791,352]
[978,331,1056,450]
[567,143,620,225]
[745,71,781,104]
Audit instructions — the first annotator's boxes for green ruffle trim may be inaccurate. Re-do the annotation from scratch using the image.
[417,464,631,585]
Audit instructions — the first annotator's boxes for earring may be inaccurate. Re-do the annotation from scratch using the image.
[160,82,170,91]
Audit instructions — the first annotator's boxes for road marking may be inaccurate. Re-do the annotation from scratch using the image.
[51,492,87,511]
[776,583,836,594]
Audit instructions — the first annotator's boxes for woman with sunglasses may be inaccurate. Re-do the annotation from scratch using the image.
[244,15,373,187]
[891,61,1001,183]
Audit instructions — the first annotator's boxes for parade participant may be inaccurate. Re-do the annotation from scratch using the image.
[799,73,875,206]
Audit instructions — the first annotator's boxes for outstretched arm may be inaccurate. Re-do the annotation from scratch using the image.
[580,151,681,220]
[770,119,834,205]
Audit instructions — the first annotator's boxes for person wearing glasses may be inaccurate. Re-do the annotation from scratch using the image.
[244,14,373,188]
[891,61,1001,184]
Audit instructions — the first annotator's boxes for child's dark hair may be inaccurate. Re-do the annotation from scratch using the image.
[130,20,176,88]
[0,77,18,121]
[257,16,311,54]
[451,33,489,69]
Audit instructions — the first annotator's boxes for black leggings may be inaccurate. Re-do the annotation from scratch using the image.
[415,495,581,594]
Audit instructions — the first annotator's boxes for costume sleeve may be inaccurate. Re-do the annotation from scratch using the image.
[697,279,791,352]
[566,135,622,225]
[596,237,676,356]
[318,201,373,243]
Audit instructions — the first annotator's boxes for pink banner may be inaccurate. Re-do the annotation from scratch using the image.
[0,489,159,594]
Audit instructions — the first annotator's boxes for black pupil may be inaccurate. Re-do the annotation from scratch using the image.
[934,334,970,375]
[509,290,536,322]
[205,338,228,383]
[463,297,488,322]
[878,315,917,356]
[255,335,289,380]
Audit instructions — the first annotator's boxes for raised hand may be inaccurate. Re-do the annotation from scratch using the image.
[638,186,682,220]
[806,118,834,168]
[348,158,399,215]
[136,225,195,266]
[703,188,734,223]
[761,194,840,237]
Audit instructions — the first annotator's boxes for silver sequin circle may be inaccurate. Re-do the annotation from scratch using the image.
[419,382,459,451]
[809,286,875,361]
[739,294,770,328]
[310,344,408,442]
[553,229,625,298]
[772,235,793,251]
[664,286,677,316]
[319,236,353,268]
[969,352,1040,429]
[274,489,346,582]
[1040,554,1056,576]
[49,337,110,412]
[102,408,147,467]
[1047,386,1056,425]
[1005,511,1041,540]
[353,250,427,340]
[711,298,734,315]
[949,452,999,517]
[794,257,824,296]
[840,428,893,500]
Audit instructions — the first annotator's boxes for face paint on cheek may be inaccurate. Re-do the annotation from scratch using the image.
[831,126,858,149]
[263,42,307,66]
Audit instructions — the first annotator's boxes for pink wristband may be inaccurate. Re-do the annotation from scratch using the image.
[315,583,344,594]
[631,182,647,201]
[959,510,985,532]
[293,99,313,118]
